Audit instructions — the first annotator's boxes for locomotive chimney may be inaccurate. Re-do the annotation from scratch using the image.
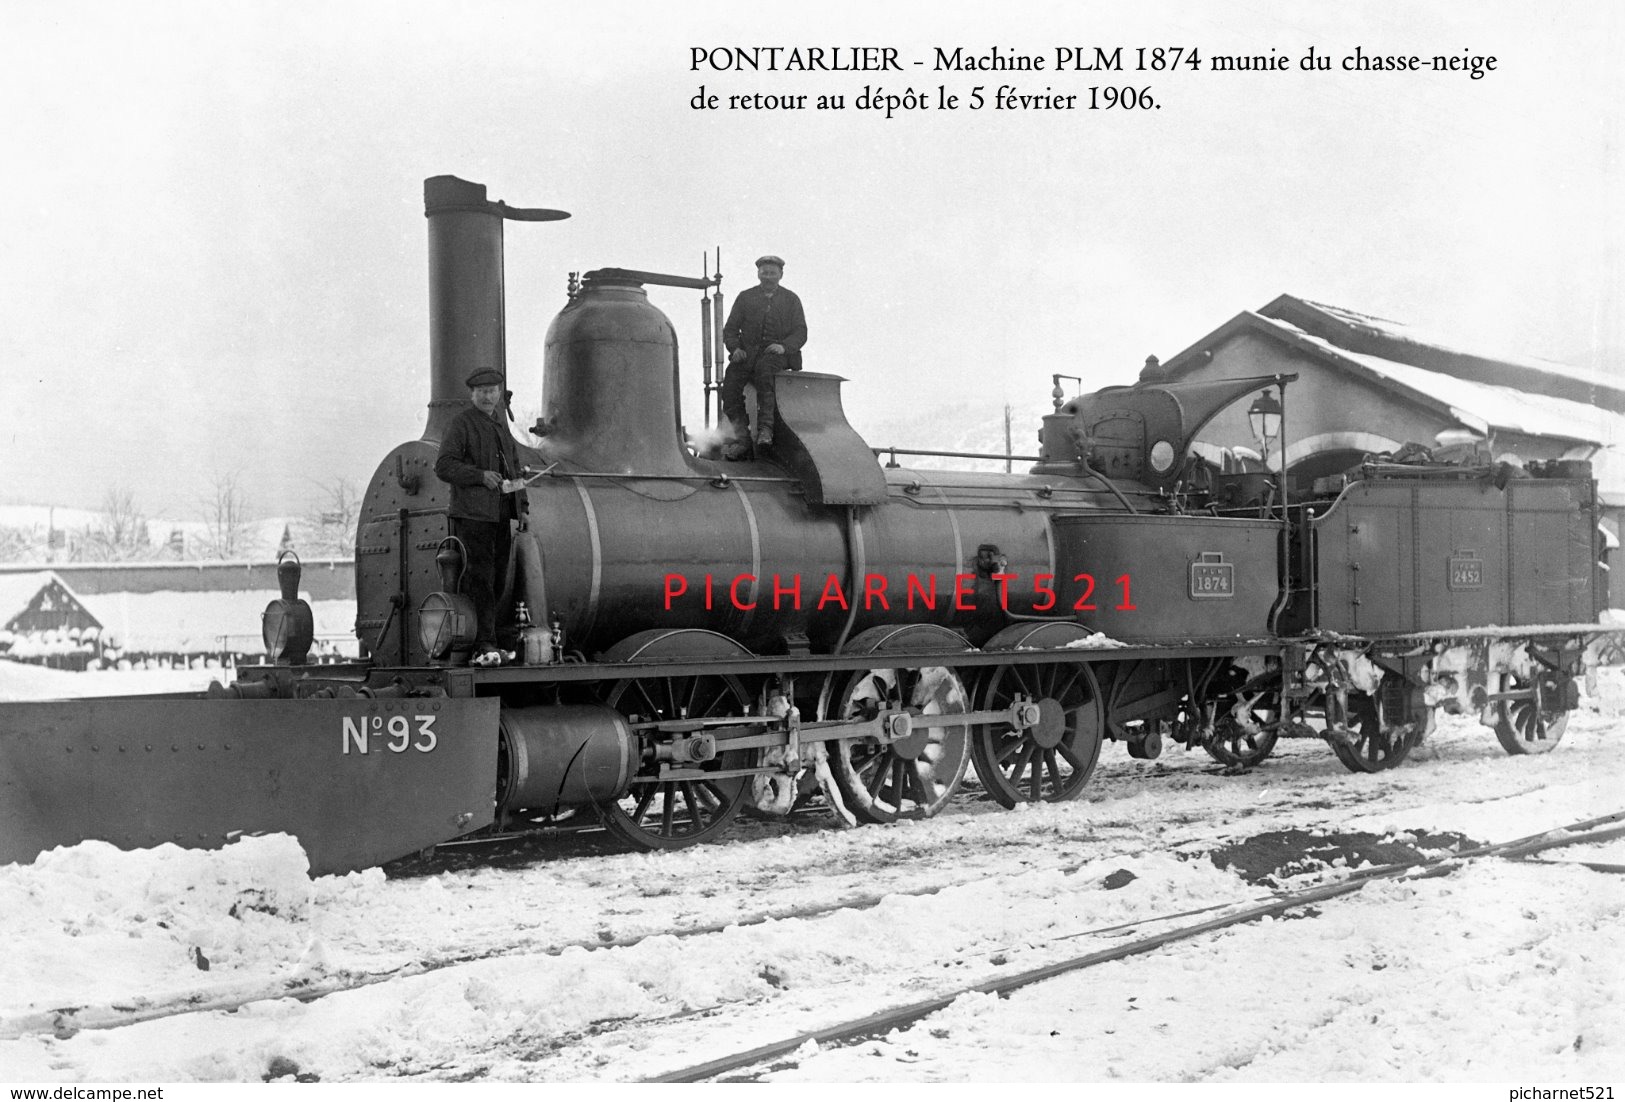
[422,176,568,442]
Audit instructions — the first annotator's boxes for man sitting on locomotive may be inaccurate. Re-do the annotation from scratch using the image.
[720,254,807,460]
[433,368,528,667]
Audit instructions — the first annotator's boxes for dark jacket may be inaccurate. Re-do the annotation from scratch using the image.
[434,406,526,522]
[724,284,807,370]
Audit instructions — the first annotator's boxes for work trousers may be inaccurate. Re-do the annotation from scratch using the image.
[449,515,513,649]
[720,348,790,442]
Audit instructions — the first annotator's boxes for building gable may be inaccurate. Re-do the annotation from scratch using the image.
[1156,307,1625,507]
[0,572,102,635]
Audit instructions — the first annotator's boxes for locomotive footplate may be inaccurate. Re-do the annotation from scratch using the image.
[457,641,1286,688]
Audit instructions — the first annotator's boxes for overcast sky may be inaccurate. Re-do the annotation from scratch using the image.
[2,0,1620,519]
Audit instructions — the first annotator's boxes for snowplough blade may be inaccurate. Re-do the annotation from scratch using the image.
[0,694,500,875]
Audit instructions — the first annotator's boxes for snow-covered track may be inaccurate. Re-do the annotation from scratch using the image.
[18,782,1606,1047]
[0,827,1153,1043]
[412,752,1587,874]
[645,811,1625,1083]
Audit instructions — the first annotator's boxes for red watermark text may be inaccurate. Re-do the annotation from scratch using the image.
[661,572,1136,612]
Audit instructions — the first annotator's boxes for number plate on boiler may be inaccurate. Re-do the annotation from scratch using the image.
[1189,552,1234,599]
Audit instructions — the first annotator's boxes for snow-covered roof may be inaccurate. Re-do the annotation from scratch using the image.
[0,571,92,623]
[1255,315,1625,447]
[1260,295,1624,409]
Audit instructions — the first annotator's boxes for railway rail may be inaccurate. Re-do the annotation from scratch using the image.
[16,812,1617,1064]
[4,821,1158,1043]
[646,811,1625,1083]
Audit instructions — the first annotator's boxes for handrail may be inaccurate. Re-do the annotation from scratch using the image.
[872,446,1043,467]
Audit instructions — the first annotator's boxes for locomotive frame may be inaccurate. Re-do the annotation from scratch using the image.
[0,174,1612,873]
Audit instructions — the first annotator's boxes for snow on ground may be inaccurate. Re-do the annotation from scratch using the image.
[775,858,1622,1083]
[0,668,1622,1082]
[0,659,222,701]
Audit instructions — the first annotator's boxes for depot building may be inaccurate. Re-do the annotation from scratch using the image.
[1144,294,1625,544]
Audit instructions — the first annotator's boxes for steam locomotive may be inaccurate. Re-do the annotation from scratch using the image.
[0,176,1610,874]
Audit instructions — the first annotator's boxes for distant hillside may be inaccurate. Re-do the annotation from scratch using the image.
[0,505,337,565]
[849,398,1053,472]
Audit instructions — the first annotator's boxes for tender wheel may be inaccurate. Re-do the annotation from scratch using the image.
[826,624,974,824]
[1207,683,1281,768]
[1494,672,1568,755]
[596,630,757,850]
[972,661,1104,807]
[1329,680,1428,773]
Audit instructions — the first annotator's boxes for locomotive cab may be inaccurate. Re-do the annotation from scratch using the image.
[1034,374,1302,644]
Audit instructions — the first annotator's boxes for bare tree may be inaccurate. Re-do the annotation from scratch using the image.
[85,486,150,561]
[294,476,362,558]
[197,470,254,560]
[0,526,33,563]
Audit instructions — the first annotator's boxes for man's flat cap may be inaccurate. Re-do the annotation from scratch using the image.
[465,368,504,388]
[755,255,785,268]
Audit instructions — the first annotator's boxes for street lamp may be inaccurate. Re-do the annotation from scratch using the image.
[1248,388,1282,457]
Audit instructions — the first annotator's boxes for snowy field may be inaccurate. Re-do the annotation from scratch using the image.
[0,664,1622,1084]
[0,661,223,701]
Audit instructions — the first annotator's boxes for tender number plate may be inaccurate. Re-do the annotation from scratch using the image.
[1448,557,1483,590]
